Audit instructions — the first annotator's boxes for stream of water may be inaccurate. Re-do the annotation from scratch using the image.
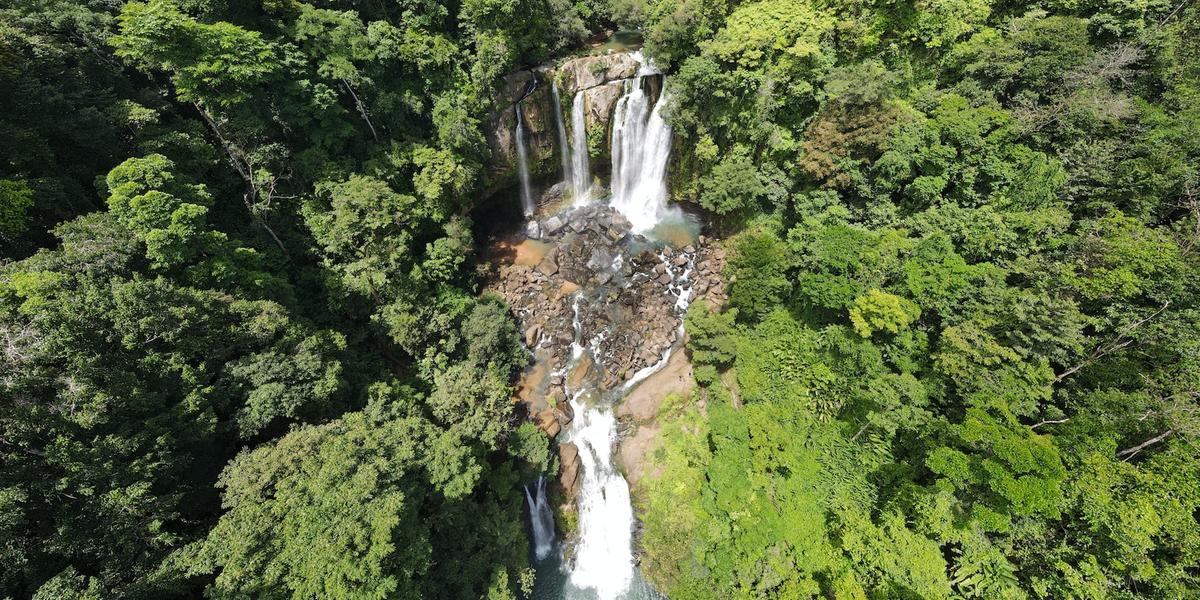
[552,82,573,192]
[570,91,591,204]
[515,100,536,216]
[523,51,681,600]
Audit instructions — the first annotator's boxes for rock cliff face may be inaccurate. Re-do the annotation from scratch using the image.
[483,52,657,200]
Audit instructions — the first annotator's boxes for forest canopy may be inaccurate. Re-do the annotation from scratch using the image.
[1,0,1198,598]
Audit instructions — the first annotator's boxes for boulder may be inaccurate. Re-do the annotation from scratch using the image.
[586,247,612,271]
[567,353,597,389]
[524,324,542,347]
[538,409,561,438]
[536,248,559,276]
[544,215,566,235]
[540,181,569,208]
[556,397,575,423]
[559,442,582,497]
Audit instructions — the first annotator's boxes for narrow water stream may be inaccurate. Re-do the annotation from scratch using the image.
[515,95,536,216]
[518,55,687,599]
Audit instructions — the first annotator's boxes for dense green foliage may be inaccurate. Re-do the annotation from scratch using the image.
[636,0,1200,597]
[0,0,598,597]
[2,0,1198,597]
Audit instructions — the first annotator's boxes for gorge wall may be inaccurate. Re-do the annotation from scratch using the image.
[483,52,659,201]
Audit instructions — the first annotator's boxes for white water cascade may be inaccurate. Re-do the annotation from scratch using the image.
[567,392,635,598]
[570,91,591,204]
[552,82,573,191]
[610,68,673,232]
[514,101,536,216]
[524,475,557,561]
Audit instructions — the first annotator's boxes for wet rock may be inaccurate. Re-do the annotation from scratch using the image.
[540,181,568,207]
[586,247,612,271]
[567,354,597,389]
[537,409,561,438]
[559,442,582,497]
[543,215,566,235]
[555,396,574,425]
[524,324,542,347]
[526,220,542,240]
[536,248,559,276]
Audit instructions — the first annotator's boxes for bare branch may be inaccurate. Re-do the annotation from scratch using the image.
[1118,429,1174,460]
[343,79,379,142]
[1055,301,1171,382]
[1031,417,1070,430]
[194,102,291,259]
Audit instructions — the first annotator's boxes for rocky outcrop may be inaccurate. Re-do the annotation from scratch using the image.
[491,204,725,428]
[485,71,556,195]
[559,442,582,499]
[690,234,728,309]
[583,81,627,141]
[492,205,688,392]
[558,53,640,94]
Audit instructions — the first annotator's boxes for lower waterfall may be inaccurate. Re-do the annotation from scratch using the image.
[525,475,557,562]
[565,393,635,597]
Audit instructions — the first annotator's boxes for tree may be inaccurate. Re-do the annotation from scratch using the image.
[927,400,1066,532]
[848,289,916,337]
[726,230,791,321]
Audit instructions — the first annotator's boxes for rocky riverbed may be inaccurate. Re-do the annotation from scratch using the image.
[487,204,725,500]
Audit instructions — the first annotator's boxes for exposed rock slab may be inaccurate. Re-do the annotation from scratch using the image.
[559,53,640,93]
[616,343,695,489]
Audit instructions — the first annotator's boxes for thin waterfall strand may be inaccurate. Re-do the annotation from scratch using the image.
[610,77,673,232]
[551,82,573,189]
[514,102,535,216]
[570,91,591,204]
[523,475,556,561]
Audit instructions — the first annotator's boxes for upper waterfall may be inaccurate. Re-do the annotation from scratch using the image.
[570,91,591,204]
[609,58,673,233]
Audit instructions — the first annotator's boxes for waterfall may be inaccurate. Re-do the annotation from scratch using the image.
[570,91,591,204]
[610,74,673,233]
[566,394,635,599]
[552,82,573,190]
[514,101,535,216]
[523,475,557,561]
